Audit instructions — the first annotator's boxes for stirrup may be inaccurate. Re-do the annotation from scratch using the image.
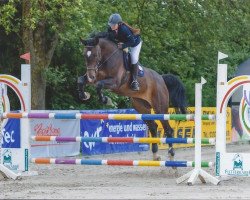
[131,80,140,91]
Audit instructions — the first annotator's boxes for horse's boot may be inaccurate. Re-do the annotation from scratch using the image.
[131,63,140,91]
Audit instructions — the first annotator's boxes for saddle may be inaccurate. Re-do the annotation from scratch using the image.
[123,51,144,77]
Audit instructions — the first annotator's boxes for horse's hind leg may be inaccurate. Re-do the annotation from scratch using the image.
[160,120,175,161]
[131,98,161,161]
[150,99,175,161]
[145,120,161,161]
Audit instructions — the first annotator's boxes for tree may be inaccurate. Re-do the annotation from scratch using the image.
[0,0,92,109]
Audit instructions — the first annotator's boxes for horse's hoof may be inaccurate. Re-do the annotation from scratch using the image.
[101,96,108,104]
[82,92,90,101]
[168,147,175,157]
[168,155,177,169]
[153,156,161,161]
[168,152,177,169]
[168,153,174,161]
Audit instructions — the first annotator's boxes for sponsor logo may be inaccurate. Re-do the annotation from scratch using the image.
[83,126,102,150]
[224,153,250,176]
[215,152,220,176]
[34,123,60,136]
[2,149,19,170]
[233,153,243,170]
[1,128,15,144]
[25,149,29,171]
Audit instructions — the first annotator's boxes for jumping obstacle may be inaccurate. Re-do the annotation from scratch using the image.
[31,158,213,168]
[0,62,217,183]
[27,76,219,184]
[1,52,249,186]
[31,136,216,145]
[0,56,218,185]
[0,93,21,180]
[176,77,219,185]
[215,53,250,177]
[0,63,31,180]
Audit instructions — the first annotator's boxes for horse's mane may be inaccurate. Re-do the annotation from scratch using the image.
[89,31,108,38]
[88,31,116,44]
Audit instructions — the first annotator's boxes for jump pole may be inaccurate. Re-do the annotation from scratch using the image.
[31,158,213,167]
[1,113,215,120]
[31,136,216,144]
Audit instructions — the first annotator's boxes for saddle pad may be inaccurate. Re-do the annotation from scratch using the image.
[123,51,144,77]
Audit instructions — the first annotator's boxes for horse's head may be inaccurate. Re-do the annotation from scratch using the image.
[78,33,121,102]
[81,37,102,83]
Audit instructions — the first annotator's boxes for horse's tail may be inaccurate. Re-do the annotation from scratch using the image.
[162,74,187,114]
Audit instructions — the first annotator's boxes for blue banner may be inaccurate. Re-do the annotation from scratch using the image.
[80,109,149,155]
[1,119,20,148]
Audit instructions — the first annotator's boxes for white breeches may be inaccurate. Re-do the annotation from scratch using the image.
[130,41,142,64]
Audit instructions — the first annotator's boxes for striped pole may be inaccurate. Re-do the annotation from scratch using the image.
[31,136,216,145]
[1,113,216,121]
[31,158,213,168]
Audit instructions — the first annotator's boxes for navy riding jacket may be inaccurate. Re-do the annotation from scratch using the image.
[108,23,141,49]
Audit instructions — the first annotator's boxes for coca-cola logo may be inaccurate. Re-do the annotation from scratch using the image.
[34,123,60,136]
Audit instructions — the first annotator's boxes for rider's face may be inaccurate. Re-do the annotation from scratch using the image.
[110,24,118,31]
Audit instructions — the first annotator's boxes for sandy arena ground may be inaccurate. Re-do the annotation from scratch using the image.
[1,143,250,199]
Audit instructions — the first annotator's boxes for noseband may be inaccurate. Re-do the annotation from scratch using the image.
[85,45,119,72]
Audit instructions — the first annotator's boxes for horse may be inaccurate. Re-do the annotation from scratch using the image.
[77,32,187,161]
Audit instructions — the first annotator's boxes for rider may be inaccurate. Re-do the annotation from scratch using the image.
[107,13,142,91]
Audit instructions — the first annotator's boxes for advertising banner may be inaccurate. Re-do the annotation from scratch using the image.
[30,116,80,158]
[1,119,20,148]
[81,109,149,155]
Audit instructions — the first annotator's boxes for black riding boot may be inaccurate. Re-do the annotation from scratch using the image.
[131,63,140,91]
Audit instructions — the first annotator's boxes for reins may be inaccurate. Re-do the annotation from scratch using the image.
[86,45,119,71]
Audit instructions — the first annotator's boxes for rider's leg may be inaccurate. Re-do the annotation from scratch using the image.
[130,41,142,91]
[131,63,140,91]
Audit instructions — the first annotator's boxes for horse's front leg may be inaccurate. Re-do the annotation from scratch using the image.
[77,74,91,101]
[96,78,118,104]
[96,81,107,104]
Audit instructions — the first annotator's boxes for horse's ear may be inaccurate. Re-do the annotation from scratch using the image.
[80,38,88,46]
[93,37,99,46]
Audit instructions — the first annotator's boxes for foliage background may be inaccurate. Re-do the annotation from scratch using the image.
[0,0,249,110]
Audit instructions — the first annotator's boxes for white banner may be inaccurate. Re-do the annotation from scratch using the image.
[30,111,80,158]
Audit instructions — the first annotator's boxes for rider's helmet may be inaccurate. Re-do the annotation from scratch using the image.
[108,13,122,26]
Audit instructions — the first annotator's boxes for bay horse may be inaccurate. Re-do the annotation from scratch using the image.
[77,32,187,161]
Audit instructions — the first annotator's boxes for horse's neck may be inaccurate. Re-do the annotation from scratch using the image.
[99,40,127,84]
[100,40,123,68]
[100,39,117,56]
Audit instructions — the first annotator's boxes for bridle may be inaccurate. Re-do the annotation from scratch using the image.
[85,45,119,72]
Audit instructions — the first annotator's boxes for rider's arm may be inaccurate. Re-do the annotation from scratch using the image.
[107,27,118,43]
[120,25,137,49]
